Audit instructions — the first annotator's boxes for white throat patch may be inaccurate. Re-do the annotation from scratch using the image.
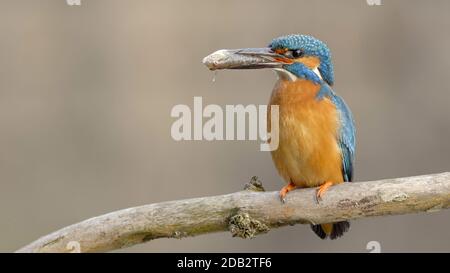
[273,67,323,82]
[273,68,297,82]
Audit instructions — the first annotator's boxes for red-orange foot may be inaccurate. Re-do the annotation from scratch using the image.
[279,181,298,203]
[315,181,334,203]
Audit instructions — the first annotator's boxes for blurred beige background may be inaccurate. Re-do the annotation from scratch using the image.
[1,0,450,252]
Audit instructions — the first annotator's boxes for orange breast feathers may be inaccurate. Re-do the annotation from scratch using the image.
[268,79,344,188]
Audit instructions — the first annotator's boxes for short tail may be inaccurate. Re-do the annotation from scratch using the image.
[310,221,350,240]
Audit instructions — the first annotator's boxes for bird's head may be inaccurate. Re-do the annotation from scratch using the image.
[203,34,334,85]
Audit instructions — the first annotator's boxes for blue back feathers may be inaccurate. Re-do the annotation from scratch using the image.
[318,84,356,182]
[269,34,335,86]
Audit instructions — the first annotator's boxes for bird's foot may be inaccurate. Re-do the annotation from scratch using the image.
[315,181,334,203]
[279,182,298,203]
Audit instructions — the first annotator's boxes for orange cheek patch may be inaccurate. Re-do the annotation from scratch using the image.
[296,56,321,69]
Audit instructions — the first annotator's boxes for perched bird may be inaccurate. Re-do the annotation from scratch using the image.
[203,34,356,239]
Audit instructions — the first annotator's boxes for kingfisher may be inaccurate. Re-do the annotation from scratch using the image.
[203,34,356,239]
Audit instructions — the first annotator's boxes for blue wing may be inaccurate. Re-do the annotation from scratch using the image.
[317,84,356,182]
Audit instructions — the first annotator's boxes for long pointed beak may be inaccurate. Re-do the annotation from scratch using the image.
[202,48,284,70]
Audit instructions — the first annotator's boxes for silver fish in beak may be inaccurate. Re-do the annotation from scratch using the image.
[202,48,283,70]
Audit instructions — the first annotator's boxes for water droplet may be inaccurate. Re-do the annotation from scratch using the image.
[212,71,218,82]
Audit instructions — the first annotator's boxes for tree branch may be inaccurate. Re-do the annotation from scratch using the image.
[17,173,450,253]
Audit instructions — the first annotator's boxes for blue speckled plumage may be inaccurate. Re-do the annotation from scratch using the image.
[269,34,335,85]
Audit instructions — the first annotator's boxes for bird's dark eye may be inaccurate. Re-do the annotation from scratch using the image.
[291,49,304,58]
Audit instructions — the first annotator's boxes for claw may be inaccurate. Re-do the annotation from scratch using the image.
[279,182,297,203]
[315,181,334,203]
